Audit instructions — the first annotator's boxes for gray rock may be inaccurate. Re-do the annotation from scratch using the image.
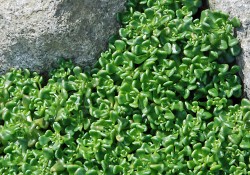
[208,0,250,98]
[0,0,126,75]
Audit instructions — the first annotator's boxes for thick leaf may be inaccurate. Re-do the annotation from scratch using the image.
[164,110,175,120]
[208,88,219,97]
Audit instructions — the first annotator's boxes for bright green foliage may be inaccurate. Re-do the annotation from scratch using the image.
[1,0,250,174]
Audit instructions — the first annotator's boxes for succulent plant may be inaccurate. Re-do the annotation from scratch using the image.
[0,0,249,174]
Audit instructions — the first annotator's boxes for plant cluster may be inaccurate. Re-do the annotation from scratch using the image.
[0,0,249,174]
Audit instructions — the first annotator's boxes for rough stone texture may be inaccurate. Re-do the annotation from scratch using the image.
[0,0,126,75]
[208,0,250,98]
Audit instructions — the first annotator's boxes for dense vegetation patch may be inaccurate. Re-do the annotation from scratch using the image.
[0,0,249,174]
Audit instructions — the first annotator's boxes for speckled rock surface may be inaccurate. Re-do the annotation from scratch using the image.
[0,0,126,75]
[208,0,250,98]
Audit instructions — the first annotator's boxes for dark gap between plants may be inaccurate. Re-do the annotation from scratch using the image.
[40,71,49,88]
[0,119,4,126]
[193,0,209,19]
